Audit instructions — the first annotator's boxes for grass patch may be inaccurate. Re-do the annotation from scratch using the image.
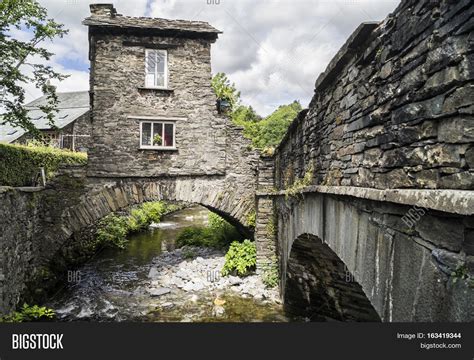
[0,142,87,186]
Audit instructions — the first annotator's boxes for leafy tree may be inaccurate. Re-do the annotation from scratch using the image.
[251,100,302,149]
[0,0,68,136]
[210,72,302,150]
[211,72,240,112]
[232,104,261,124]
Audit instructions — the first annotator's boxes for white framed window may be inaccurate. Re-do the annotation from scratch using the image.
[145,49,168,88]
[140,120,176,149]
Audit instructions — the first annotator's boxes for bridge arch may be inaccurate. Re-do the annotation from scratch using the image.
[284,233,380,321]
[58,175,256,244]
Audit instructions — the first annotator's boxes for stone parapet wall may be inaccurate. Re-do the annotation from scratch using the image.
[275,0,474,190]
[257,156,275,192]
[0,187,42,313]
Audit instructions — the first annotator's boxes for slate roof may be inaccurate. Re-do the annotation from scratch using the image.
[0,91,90,143]
[83,14,222,36]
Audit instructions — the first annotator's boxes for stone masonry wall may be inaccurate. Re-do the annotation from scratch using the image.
[72,112,93,152]
[88,29,226,177]
[255,156,277,268]
[275,0,474,190]
[0,188,42,312]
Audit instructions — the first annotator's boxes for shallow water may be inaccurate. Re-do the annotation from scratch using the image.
[47,206,287,322]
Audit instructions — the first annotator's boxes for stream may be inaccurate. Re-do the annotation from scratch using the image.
[47,206,288,322]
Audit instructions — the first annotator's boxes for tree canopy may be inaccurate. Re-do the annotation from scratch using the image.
[0,0,68,135]
[246,101,302,150]
[211,73,302,151]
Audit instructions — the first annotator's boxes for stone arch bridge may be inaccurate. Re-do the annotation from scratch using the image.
[1,0,473,322]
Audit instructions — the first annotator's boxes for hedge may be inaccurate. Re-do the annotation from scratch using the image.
[0,143,87,187]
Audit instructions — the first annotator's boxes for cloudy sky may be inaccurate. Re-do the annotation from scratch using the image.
[26,0,400,116]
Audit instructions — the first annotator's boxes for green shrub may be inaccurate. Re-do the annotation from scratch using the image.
[0,304,55,322]
[127,208,149,232]
[96,201,171,250]
[0,142,87,186]
[208,212,241,245]
[141,201,167,223]
[222,240,257,277]
[96,214,129,249]
[175,227,215,248]
[175,212,242,249]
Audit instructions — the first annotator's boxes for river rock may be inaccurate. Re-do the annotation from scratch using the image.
[212,305,225,317]
[227,276,242,286]
[147,287,171,297]
[148,267,160,279]
[147,245,280,303]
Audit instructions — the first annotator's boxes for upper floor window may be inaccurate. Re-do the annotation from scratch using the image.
[145,49,168,88]
[140,120,175,149]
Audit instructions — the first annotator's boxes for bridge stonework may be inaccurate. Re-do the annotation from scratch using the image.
[255,0,474,321]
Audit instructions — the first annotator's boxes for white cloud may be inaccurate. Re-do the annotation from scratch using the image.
[150,0,400,115]
[21,0,401,115]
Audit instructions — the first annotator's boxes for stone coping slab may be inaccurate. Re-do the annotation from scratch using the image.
[0,186,45,193]
[257,185,474,216]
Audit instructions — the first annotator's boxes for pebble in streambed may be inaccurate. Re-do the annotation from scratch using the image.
[144,246,283,322]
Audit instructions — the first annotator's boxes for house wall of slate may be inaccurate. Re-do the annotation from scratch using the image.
[88,27,226,177]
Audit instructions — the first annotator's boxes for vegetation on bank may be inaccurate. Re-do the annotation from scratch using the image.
[262,257,279,288]
[0,142,87,187]
[175,212,258,278]
[0,304,55,323]
[221,240,257,277]
[176,212,242,249]
[211,73,302,151]
[96,201,178,249]
[284,164,314,198]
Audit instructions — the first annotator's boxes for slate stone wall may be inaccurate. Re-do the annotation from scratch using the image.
[255,156,277,269]
[0,188,41,312]
[72,112,93,152]
[88,28,226,177]
[275,0,474,190]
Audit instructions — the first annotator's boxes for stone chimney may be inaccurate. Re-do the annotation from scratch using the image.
[89,4,117,18]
